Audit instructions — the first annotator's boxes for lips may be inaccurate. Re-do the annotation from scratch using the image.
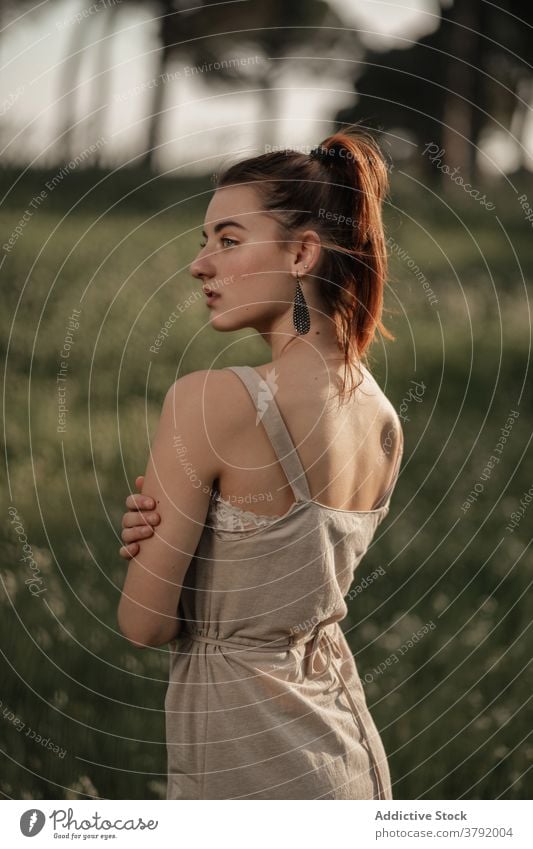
[204,289,220,303]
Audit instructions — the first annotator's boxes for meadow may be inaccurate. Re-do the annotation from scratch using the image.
[1,163,531,799]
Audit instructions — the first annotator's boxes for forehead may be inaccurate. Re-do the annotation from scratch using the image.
[204,184,272,229]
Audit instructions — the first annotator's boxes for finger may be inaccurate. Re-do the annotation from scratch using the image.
[135,476,145,490]
[119,542,139,559]
[125,493,155,511]
[121,525,154,544]
[122,511,160,529]
[122,510,157,529]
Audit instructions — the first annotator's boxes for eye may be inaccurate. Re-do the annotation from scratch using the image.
[221,236,237,247]
[199,240,207,248]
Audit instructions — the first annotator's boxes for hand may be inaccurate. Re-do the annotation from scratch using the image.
[119,475,161,560]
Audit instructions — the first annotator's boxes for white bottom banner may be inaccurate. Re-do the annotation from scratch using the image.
[3,799,531,848]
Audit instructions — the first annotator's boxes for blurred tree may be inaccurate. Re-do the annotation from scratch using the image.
[138,0,355,169]
[335,0,533,184]
[86,0,121,165]
[56,0,122,164]
[1,0,359,170]
[0,0,119,163]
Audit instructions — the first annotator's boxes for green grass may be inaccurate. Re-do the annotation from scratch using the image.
[1,165,531,800]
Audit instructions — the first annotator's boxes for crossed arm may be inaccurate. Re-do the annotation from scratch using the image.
[117,371,220,649]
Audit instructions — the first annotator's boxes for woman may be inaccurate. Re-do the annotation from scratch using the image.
[117,129,404,800]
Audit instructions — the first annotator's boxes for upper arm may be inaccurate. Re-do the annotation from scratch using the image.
[117,370,221,648]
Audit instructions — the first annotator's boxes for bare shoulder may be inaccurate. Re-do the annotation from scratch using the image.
[380,400,404,465]
[359,365,404,460]
[167,367,239,404]
[376,391,404,466]
[165,367,250,441]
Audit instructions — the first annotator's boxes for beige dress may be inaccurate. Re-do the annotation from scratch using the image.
[165,365,403,800]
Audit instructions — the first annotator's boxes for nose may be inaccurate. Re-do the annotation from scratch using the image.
[189,246,215,283]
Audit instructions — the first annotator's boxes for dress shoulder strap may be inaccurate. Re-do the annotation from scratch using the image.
[225,366,311,503]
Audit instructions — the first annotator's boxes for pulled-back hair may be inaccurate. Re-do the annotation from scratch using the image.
[215,126,394,401]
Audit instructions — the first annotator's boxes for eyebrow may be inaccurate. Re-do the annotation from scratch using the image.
[201,220,248,238]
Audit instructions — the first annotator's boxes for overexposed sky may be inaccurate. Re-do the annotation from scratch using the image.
[328,0,442,48]
[0,0,530,174]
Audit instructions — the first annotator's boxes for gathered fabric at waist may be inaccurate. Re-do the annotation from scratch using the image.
[180,627,300,654]
[178,622,347,678]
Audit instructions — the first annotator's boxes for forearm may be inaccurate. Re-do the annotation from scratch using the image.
[118,584,184,648]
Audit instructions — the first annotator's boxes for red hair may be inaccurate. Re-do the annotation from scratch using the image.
[216,126,394,400]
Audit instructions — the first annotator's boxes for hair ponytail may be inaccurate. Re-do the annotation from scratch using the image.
[217,125,394,401]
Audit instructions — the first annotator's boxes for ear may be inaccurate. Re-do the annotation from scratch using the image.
[287,229,322,277]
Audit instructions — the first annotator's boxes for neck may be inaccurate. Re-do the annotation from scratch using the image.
[261,318,341,362]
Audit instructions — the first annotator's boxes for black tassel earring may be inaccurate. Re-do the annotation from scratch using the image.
[292,269,310,335]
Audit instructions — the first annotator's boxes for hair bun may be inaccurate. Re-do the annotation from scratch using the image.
[309,145,333,165]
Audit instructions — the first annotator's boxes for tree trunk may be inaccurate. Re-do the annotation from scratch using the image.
[257,76,278,152]
[441,0,483,188]
[510,75,533,171]
[140,0,175,172]
[57,1,94,163]
[87,5,120,166]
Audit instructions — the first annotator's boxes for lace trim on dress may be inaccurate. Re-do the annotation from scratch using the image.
[208,491,281,533]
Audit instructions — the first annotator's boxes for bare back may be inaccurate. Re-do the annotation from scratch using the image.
[207,359,403,517]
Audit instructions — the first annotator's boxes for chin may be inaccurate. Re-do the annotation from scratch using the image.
[208,313,245,333]
[208,307,260,333]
